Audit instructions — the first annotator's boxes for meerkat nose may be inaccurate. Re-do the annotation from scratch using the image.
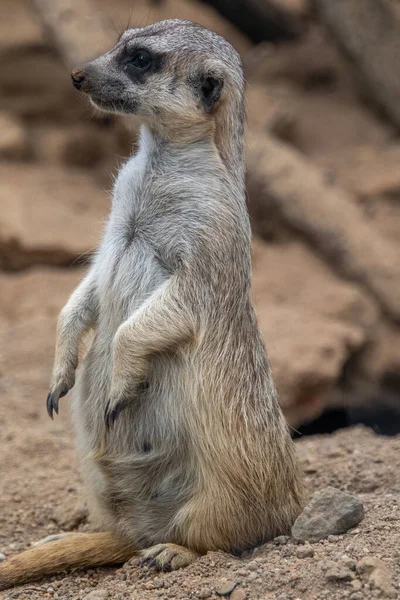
[71,68,87,92]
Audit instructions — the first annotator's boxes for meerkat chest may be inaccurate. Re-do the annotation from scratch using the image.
[94,154,182,317]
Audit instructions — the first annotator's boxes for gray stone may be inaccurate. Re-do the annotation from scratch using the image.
[291,487,364,543]
[82,590,109,600]
[216,580,239,596]
[325,565,354,582]
[296,545,314,558]
[273,535,290,545]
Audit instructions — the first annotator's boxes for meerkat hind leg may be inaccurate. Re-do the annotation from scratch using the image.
[140,543,200,571]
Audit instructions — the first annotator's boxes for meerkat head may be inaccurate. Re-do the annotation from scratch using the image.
[71,19,244,134]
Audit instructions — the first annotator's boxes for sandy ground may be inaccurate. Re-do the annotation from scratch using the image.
[0,269,399,599]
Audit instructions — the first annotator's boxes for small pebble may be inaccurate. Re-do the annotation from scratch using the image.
[230,590,246,600]
[236,570,249,577]
[296,546,314,559]
[82,590,109,600]
[350,580,362,591]
[325,565,354,582]
[197,588,212,599]
[273,535,290,545]
[216,580,239,596]
[153,577,164,589]
[0,553,6,562]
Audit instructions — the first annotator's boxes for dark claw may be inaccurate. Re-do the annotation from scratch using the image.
[47,391,61,419]
[46,392,54,420]
[46,386,69,419]
[139,555,155,567]
[104,399,126,430]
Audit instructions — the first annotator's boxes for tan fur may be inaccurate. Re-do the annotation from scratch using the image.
[1,20,305,590]
[0,533,133,590]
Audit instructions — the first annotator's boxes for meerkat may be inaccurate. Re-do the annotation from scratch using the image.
[0,19,305,590]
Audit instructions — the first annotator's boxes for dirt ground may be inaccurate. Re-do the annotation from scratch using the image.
[1,340,399,600]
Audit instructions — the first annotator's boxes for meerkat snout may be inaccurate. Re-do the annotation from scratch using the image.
[71,68,88,91]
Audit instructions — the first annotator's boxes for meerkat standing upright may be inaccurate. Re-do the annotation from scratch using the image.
[0,20,305,589]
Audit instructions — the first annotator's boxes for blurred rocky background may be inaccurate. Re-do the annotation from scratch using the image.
[1,0,400,436]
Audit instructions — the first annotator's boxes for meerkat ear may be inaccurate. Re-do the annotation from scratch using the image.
[200,75,224,112]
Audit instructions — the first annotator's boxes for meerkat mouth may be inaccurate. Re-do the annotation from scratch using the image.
[89,95,134,115]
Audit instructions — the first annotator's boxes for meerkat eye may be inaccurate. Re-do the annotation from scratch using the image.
[128,50,152,70]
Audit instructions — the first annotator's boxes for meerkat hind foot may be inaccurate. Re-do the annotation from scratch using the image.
[140,543,199,571]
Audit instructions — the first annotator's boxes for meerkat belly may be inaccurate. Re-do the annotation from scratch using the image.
[92,356,195,546]
[71,239,193,544]
[75,349,194,546]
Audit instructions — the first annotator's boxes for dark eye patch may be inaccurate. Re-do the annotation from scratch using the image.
[122,48,164,83]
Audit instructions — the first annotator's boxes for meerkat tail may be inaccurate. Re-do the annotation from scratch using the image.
[0,532,135,590]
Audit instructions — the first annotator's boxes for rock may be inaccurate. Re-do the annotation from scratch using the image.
[33,125,116,168]
[296,545,314,558]
[0,553,5,562]
[0,0,43,53]
[197,589,212,599]
[351,580,362,591]
[247,133,400,321]
[357,321,400,388]
[317,144,400,200]
[325,565,354,582]
[230,590,247,600]
[356,557,396,598]
[273,535,291,545]
[0,112,30,160]
[152,577,164,589]
[252,238,377,426]
[82,590,109,600]
[0,164,109,270]
[215,580,239,596]
[291,487,364,542]
[52,502,88,530]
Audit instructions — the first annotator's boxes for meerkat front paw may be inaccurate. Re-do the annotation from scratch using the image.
[105,334,148,428]
[47,367,75,419]
[104,378,149,429]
